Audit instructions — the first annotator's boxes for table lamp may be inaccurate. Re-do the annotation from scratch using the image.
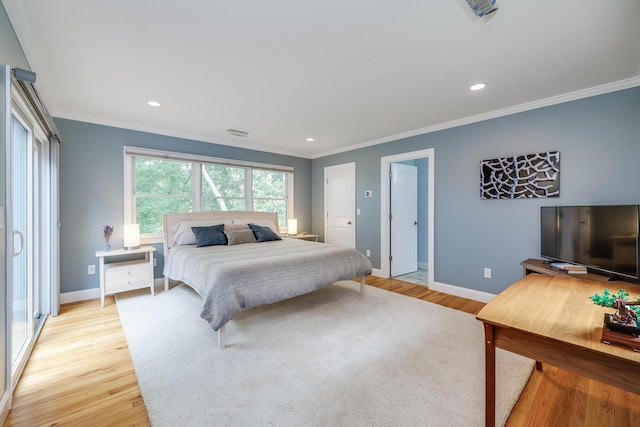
[123,224,140,250]
[288,219,298,236]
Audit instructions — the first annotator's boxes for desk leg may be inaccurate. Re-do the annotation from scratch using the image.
[483,322,496,427]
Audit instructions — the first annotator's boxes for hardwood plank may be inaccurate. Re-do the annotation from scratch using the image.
[3,276,639,426]
[3,296,150,427]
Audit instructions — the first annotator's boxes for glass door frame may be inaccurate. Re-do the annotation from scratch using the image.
[8,79,51,390]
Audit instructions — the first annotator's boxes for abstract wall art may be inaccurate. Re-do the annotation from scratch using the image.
[480,151,560,199]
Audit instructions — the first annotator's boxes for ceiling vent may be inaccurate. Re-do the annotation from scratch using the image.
[460,0,498,20]
[227,128,249,137]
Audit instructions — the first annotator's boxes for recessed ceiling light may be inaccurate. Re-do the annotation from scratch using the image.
[147,101,161,107]
[470,83,486,91]
[306,137,315,142]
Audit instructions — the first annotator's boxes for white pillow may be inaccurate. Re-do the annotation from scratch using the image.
[231,218,281,235]
[172,221,230,245]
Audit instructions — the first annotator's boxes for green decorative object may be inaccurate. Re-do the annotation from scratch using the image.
[589,288,640,319]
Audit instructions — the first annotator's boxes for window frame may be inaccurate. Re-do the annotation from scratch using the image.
[124,147,294,244]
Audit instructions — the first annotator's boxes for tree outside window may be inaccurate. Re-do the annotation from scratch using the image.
[201,164,246,211]
[134,158,192,234]
[252,169,287,227]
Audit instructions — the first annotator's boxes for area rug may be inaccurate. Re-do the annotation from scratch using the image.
[116,281,534,427]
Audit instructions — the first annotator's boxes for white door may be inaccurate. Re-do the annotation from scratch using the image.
[324,163,356,248]
[390,163,418,276]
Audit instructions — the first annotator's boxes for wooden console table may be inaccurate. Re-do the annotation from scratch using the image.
[476,273,640,426]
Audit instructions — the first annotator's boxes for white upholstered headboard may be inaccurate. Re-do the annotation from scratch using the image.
[162,211,280,259]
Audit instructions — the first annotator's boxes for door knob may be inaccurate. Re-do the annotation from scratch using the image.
[347,221,352,225]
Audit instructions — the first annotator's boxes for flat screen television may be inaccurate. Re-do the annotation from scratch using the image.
[540,205,640,280]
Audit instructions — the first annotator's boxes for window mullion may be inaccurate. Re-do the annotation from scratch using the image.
[124,154,135,223]
[287,172,294,220]
[193,161,202,212]
[246,167,253,211]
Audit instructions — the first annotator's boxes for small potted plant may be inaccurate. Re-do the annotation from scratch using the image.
[103,225,114,251]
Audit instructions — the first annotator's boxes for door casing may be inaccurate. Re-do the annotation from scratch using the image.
[380,149,434,286]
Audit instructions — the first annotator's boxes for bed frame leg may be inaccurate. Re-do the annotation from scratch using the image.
[359,276,365,296]
[218,325,226,349]
[164,276,169,292]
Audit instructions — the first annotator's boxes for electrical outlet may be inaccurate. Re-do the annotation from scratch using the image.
[88,264,96,275]
[366,249,371,257]
[153,258,157,267]
[484,268,492,279]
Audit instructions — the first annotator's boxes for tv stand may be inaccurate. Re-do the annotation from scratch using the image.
[521,258,621,283]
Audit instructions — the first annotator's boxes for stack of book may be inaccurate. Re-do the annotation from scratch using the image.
[549,262,588,274]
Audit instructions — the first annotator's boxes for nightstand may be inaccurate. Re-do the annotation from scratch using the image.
[95,245,156,308]
[286,234,319,242]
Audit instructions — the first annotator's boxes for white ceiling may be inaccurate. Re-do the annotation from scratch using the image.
[4,0,640,158]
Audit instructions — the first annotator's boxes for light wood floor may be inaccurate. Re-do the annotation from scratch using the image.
[4,277,639,426]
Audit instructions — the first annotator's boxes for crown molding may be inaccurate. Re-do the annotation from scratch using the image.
[310,76,640,159]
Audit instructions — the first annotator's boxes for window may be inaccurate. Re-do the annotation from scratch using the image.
[124,147,294,243]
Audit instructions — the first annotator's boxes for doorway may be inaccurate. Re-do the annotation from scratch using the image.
[380,149,434,287]
[390,162,418,277]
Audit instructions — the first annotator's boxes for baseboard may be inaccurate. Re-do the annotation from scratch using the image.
[0,391,10,427]
[60,278,166,304]
[59,276,494,305]
[60,288,100,304]
[417,262,429,270]
[431,281,496,303]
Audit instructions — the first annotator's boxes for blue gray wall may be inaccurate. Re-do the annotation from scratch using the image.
[56,118,312,294]
[311,87,640,294]
[0,5,29,70]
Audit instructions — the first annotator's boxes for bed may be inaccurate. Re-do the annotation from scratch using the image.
[162,211,373,348]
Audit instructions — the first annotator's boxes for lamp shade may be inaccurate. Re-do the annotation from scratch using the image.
[123,224,140,249]
[288,219,298,235]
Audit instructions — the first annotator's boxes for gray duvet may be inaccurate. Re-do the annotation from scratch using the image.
[163,238,372,330]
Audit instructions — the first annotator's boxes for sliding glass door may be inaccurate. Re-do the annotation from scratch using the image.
[9,103,49,387]
[1,67,59,420]
[10,115,31,379]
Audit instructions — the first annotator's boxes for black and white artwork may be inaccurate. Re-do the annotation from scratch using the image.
[480,151,560,199]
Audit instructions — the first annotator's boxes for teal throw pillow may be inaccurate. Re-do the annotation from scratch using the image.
[248,223,281,242]
[192,224,227,247]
